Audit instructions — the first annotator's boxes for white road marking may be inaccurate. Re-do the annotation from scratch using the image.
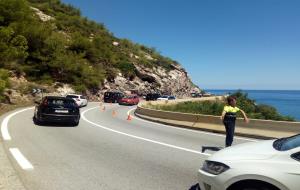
[1,107,34,141]
[82,107,211,157]
[9,148,34,170]
[127,108,258,142]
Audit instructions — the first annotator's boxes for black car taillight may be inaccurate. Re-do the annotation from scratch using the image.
[42,100,48,106]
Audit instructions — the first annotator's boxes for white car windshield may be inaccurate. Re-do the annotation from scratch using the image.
[273,134,300,151]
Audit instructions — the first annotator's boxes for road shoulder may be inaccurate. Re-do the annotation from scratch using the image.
[0,141,27,190]
[0,110,27,190]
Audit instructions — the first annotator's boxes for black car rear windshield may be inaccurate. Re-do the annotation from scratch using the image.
[105,92,114,96]
[105,92,123,97]
[273,134,300,151]
[147,93,160,97]
[47,98,76,107]
[66,95,78,99]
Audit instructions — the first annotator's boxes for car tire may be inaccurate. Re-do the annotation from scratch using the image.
[240,187,274,190]
[71,121,79,126]
[234,182,279,190]
[189,183,200,190]
[71,117,80,126]
[33,116,38,124]
[33,115,43,126]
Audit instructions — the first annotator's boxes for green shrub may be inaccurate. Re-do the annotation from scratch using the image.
[117,62,136,79]
[150,100,225,116]
[0,0,186,94]
[148,91,295,122]
[0,26,28,67]
[0,69,10,102]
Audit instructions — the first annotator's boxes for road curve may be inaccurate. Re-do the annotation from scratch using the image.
[0,102,255,190]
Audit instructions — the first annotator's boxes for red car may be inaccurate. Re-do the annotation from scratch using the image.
[118,95,139,106]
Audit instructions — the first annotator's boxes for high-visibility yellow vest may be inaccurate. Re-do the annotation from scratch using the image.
[223,105,240,119]
[223,106,240,113]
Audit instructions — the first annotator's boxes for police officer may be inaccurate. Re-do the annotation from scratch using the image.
[221,96,249,147]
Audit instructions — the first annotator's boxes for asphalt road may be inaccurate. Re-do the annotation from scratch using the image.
[0,102,255,190]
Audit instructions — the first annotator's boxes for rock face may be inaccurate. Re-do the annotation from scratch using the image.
[55,84,75,96]
[100,64,200,98]
[6,64,200,102]
[19,7,200,100]
[31,7,54,22]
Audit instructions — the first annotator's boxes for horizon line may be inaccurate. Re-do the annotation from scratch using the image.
[203,89,300,91]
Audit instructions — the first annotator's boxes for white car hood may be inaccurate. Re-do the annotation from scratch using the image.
[209,140,278,161]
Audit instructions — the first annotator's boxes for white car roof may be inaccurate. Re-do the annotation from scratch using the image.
[67,94,81,96]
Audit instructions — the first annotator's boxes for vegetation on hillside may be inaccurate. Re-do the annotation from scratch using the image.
[0,69,10,102]
[0,0,179,100]
[146,91,295,121]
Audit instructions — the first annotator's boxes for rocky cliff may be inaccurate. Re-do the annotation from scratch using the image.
[6,64,199,103]
[0,1,200,104]
[102,63,199,97]
[31,7,200,97]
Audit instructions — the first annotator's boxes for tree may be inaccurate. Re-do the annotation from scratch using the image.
[0,0,31,26]
[0,27,28,67]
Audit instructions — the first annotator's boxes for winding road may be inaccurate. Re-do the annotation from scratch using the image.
[0,102,256,190]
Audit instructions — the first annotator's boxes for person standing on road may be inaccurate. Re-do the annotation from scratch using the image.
[221,96,249,147]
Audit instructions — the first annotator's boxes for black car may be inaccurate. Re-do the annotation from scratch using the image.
[146,93,161,101]
[191,92,202,98]
[33,96,80,126]
[104,92,124,103]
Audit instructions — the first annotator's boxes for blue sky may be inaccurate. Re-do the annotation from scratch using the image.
[62,0,300,90]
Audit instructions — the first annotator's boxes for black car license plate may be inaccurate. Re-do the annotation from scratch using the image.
[55,109,69,113]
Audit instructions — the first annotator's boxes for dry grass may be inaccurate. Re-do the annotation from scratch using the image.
[0,102,34,116]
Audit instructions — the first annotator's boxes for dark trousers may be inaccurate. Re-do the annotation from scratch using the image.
[223,118,236,147]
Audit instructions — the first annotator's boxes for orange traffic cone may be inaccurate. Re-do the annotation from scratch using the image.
[127,114,132,121]
[112,110,117,117]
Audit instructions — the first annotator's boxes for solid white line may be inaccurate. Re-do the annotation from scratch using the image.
[1,107,34,141]
[9,148,34,170]
[127,108,258,142]
[82,107,211,157]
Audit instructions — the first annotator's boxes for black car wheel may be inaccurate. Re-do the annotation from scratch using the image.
[71,117,80,126]
[33,115,43,125]
[230,181,279,190]
[72,121,79,126]
[33,116,38,124]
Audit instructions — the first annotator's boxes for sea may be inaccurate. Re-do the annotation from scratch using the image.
[206,90,300,121]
